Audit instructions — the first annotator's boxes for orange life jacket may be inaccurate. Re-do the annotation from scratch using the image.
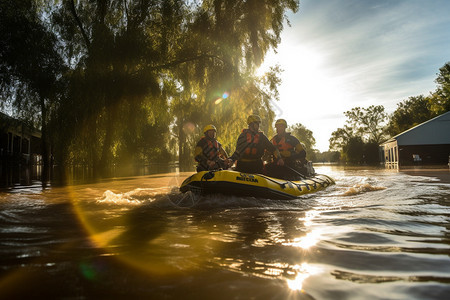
[201,137,220,160]
[243,129,262,157]
[272,133,296,158]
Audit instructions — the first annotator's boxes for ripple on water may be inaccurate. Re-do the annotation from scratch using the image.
[1,167,450,299]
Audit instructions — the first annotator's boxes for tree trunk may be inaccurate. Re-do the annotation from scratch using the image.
[178,121,186,171]
[98,109,115,177]
[40,98,50,185]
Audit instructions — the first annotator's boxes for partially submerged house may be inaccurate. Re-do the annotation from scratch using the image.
[0,112,42,164]
[381,111,450,168]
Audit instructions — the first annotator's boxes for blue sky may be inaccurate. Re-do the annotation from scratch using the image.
[259,0,450,151]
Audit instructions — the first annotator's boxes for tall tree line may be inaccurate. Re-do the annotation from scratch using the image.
[387,62,450,136]
[1,0,299,178]
[329,62,450,164]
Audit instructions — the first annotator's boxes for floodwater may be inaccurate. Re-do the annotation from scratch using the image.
[1,166,450,299]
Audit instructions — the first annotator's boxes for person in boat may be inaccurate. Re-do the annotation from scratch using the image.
[227,115,284,174]
[194,124,230,172]
[265,118,313,180]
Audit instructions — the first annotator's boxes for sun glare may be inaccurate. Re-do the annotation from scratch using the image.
[282,210,322,250]
[257,44,349,151]
[258,45,339,107]
[301,210,320,227]
[286,263,322,291]
[283,229,322,249]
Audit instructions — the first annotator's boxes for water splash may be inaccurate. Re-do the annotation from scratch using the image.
[341,183,386,196]
[96,187,173,205]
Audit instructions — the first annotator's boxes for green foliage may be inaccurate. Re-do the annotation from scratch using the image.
[1,0,299,177]
[329,105,387,164]
[430,62,450,115]
[387,95,433,136]
[1,0,67,179]
[342,137,364,164]
[329,126,353,152]
[288,123,316,160]
[314,151,340,163]
[387,62,450,137]
[363,142,381,165]
[334,62,450,164]
[343,105,388,143]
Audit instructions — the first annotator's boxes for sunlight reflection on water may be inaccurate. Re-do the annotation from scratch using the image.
[287,263,322,291]
[283,229,322,250]
[1,166,450,299]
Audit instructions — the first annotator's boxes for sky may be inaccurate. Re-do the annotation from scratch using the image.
[258,0,450,152]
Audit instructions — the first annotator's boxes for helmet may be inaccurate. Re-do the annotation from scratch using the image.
[203,124,217,134]
[275,119,287,127]
[247,115,261,125]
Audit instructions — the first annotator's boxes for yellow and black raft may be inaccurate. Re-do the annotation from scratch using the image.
[179,170,335,200]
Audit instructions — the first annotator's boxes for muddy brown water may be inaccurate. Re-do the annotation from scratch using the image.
[1,166,450,299]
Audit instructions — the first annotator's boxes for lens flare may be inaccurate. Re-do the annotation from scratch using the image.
[79,262,97,281]
[215,92,229,105]
[68,174,222,277]
[182,122,196,134]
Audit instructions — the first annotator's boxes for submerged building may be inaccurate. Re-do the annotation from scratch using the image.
[0,112,42,164]
[381,111,450,168]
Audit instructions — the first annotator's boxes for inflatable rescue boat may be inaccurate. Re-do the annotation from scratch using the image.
[179,170,335,200]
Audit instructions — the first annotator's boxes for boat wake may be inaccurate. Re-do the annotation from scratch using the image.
[340,183,386,196]
[96,187,175,205]
[94,186,315,211]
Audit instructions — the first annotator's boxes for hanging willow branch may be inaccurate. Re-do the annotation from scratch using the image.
[149,54,226,71]
[67,0,91,50]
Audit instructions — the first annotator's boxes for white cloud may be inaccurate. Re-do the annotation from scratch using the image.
[261,0,450,151]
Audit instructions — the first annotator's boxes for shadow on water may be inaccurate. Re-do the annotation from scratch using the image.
[98,194,319,298]
[0,162,183,190]
[53,185,320,298]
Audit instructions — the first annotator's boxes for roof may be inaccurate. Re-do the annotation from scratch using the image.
[382,111,450,146]
[1,111,41,138]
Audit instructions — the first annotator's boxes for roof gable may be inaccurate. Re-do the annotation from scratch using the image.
[385,111,450,146]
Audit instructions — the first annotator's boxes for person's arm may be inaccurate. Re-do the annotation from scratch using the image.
[229,132,247,162]
[218,142,229,159]
[290,138,306,162]
[261,134,283,164]
[194,140,208,167]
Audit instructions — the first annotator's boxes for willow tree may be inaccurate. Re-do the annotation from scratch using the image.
[3,0,299,178]
[0,0,66,180]
[50,0,182,177]
[167,0,299,168]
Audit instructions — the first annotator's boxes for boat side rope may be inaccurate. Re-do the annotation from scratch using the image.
[197,169,331,195]
[256,173,289,189]
[285,166,328,188]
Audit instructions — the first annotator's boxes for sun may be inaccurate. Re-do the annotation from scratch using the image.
[257,44,348,151]
[259,44,347,109]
